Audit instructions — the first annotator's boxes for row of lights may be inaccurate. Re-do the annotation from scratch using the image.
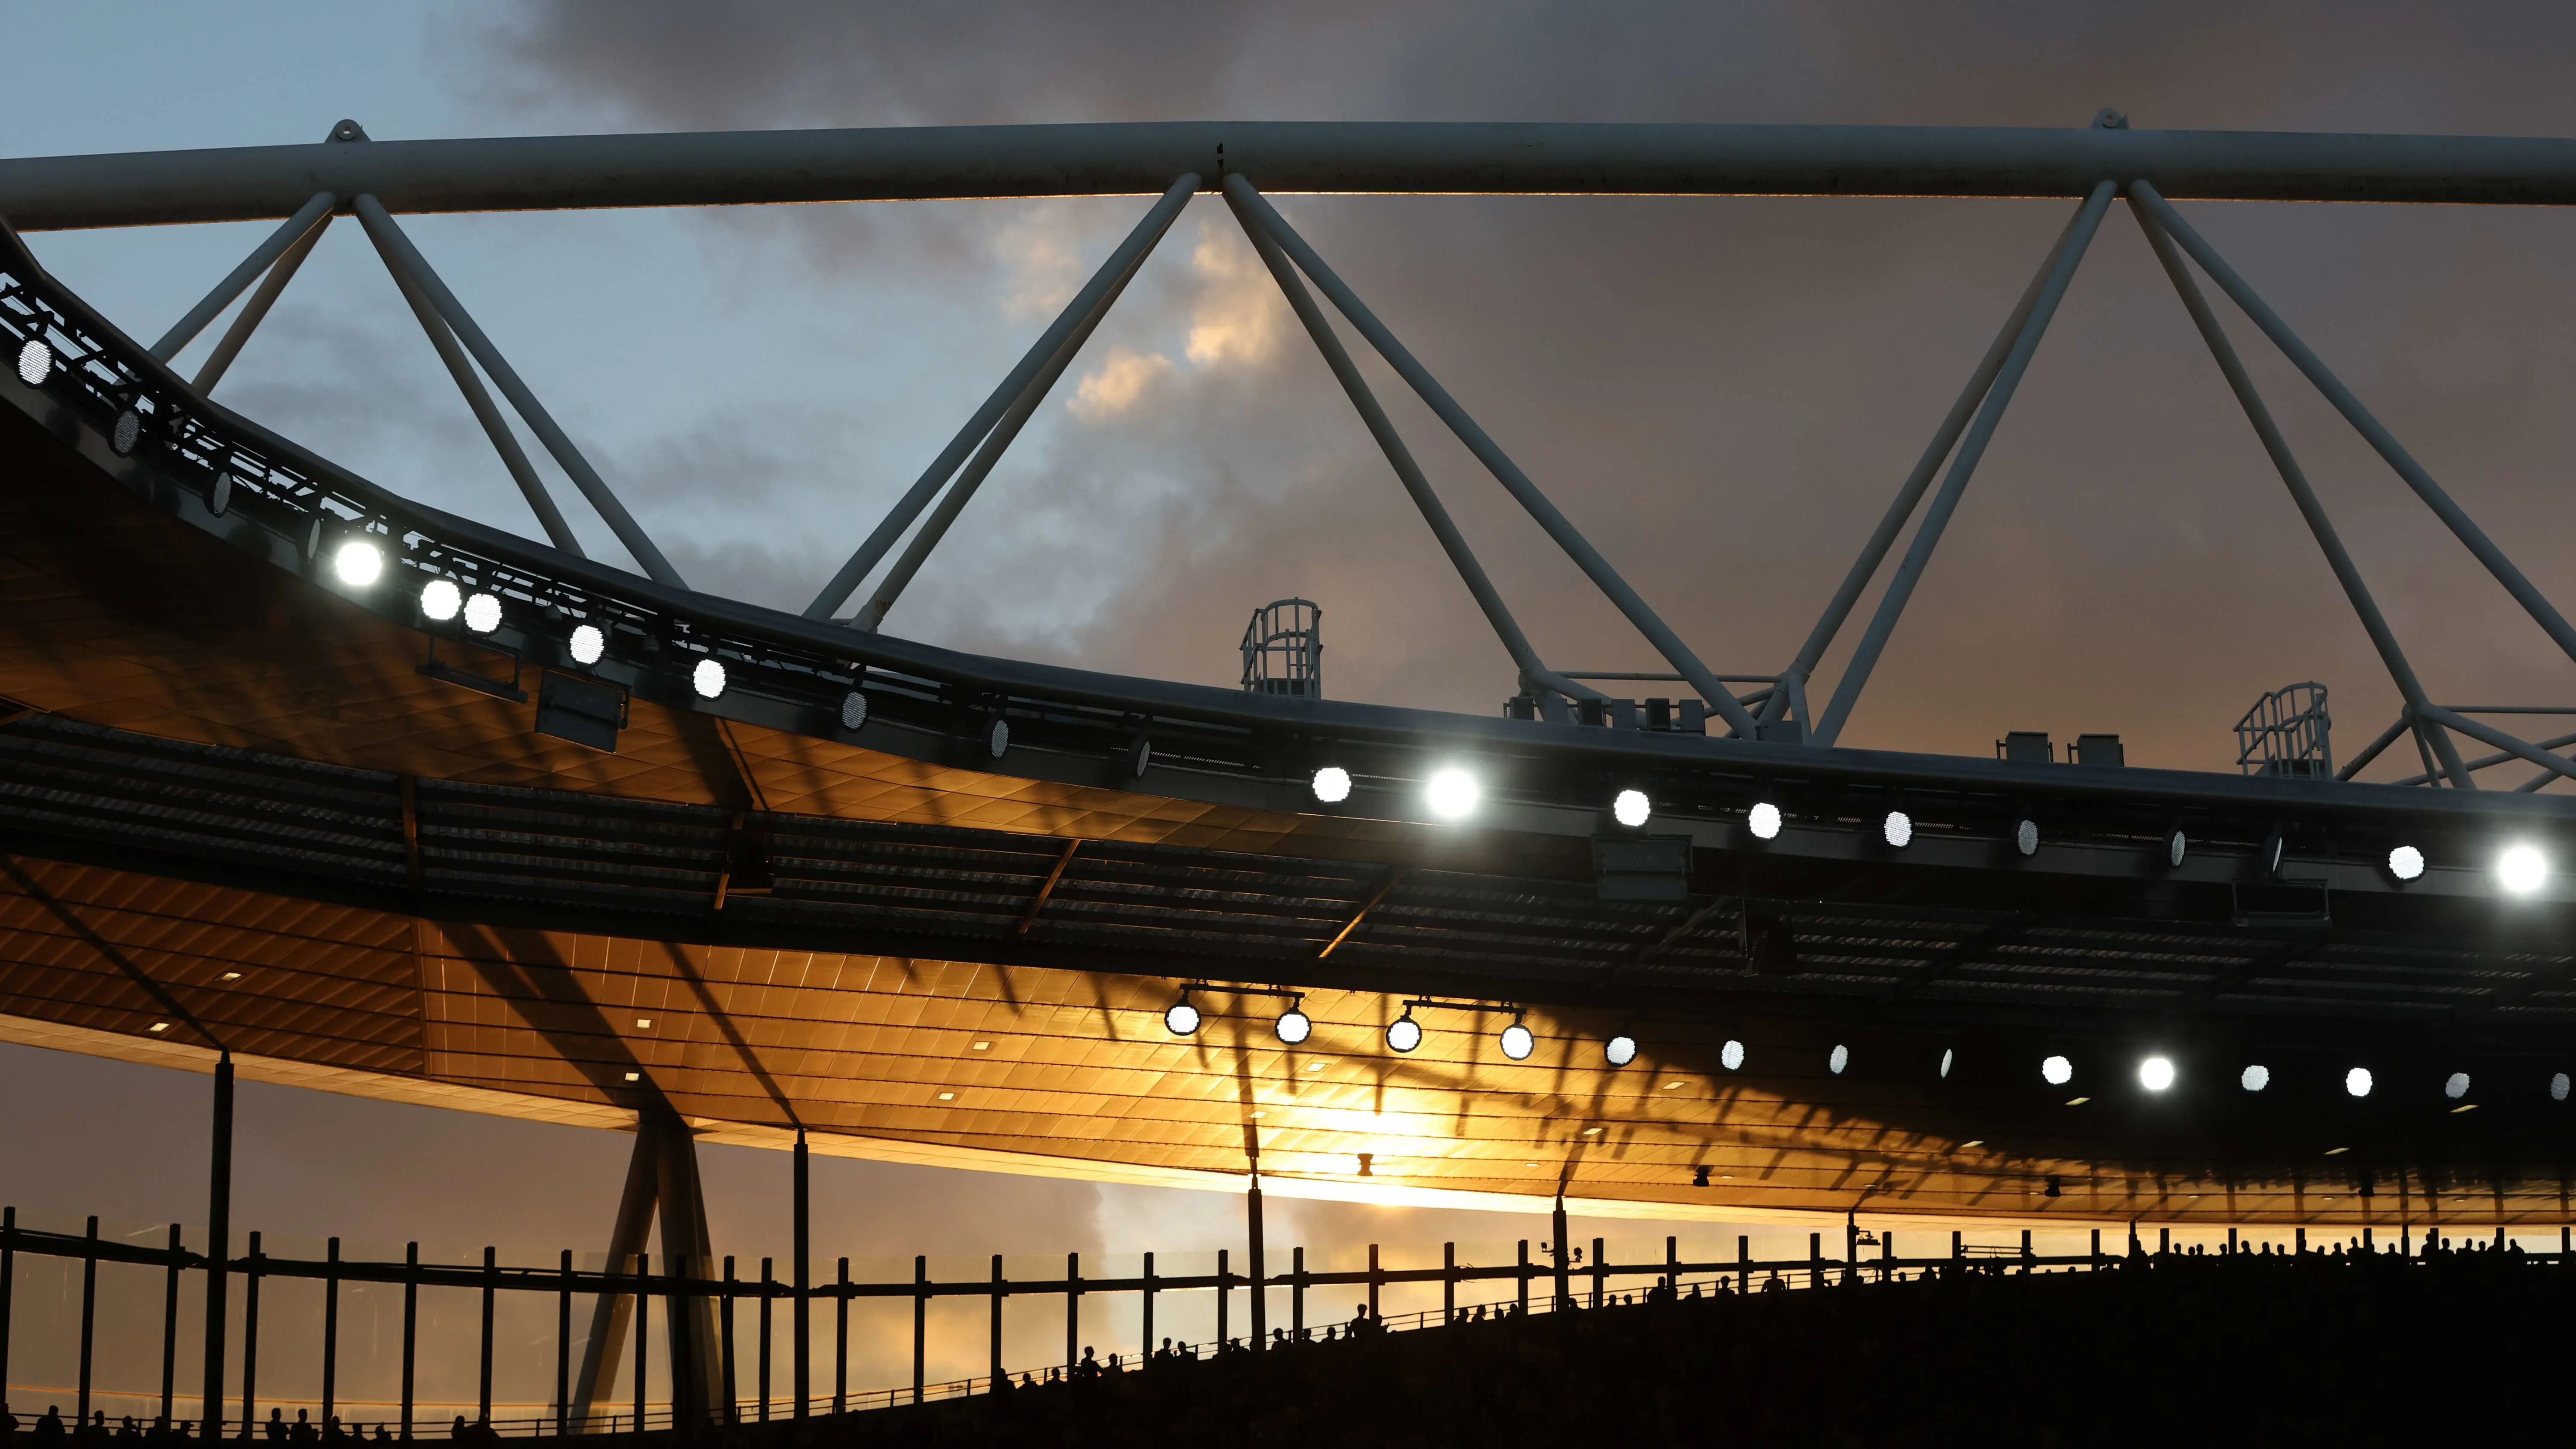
[1923,1047,2573,1104]
[1162,992,1643,1066]
[1307,767,2545,893]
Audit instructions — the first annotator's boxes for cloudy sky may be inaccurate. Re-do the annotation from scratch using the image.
[10,0,2576,1410]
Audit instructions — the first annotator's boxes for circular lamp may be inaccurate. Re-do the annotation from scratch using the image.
[420,579,461,622]
[2041,1054,2073,1087]
[570,624,606,666]
[1747,802,1783,840]
[2139,1056,2175,1092]
[1426,768,1479,821]
[1386,1013,1422,1053]
[1612,790,1650,829]
[1499,1021,1534,1061]
[463,592,502,634]
[2241,1063,2270,1093]
[1164,1001,1200,1036]
[1275,1008,1311,1045]
[1604,1033,1638,1068]
[1311,766,1353,804]
[332,540,383,588]
[691,658,727,699]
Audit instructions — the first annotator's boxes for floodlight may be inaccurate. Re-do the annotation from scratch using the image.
[1386,1013,1422,1053]
[2345,1066,2373,1098]
[2444,1072,2470,1100]
[2041,1054,2073,1087]
[1276,1008,1311,1045]
[2166,829,2188,868]
[113,410,140,456]
[1426,768,1479,820]
[1604,1033,1637,1067]
[1747,801,1783,840]
[1939,1048,1953,1079]
[1165,1000,1201,1036]
[2498,843,2548,896]
[691,658,727,699]
[331,539,383,588]
[1720,1039,1745,1071]
[2139,1056,2175,1092]
[2241,1064,2270,1093]
[569,624,606,666]
[1883,811,1913,848]
[986,717,1010,758]
[16,339,51,386]
[1828,1044,1849,1075]
[1499,1020,1534,1061]
[2553,1072,2570,1103]
[2387,845,2425,881]
[2015,819,2039,857]
[1613,789,1651,829]
[419,579,461,622]
[1311,766,1353,804]
[463,592,501,634]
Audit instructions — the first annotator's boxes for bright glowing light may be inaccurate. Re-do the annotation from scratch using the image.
[1276,1009,1311,1045]
[1311,766,1352,804]
[2139,1056,2175,1092]
[331,539,383,587]
[2016,819,2039,857]
[2041,1054,2073,1087]
[1386,1015,1422,1053]
[2242,1064,2270,1093]
[692,658,726,699]
[1426,768,1479,820]
[1164,1001,1200,1036]
[1499,1022,1534,1060]
[1829,1044,1850,1075]
[2444,1071,2470,1100]
[16,339,52,386]
[1883,811,1914,848]
[1612,789,1651,829]
[838,690,868,730]
[419,579,461,622]
[2388,844,2425,881]
[1720,1039,1745,1071]
[2498,843,2549,896]
[569,624,605,665]
[2167,830,2188,868]
[1939,1048,1953,1079]
[1747,802,1783,840]
[462,592,501,634]
[2345,1066,2373,1098]
[1605,1034,1637,1067]
[2554,1072,2570,1103]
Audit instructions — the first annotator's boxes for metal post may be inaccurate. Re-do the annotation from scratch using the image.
[1738,1235,1750,1294]
[1443,1242,1457,1322]
[1291,1247,1305,1338]
[1228,175,1754,732]
[478,1245,495,1425]
[632,1252,649,1432]
[1809,1232,1822,1290]
[1812,180,2117,746]
[720,1257,736,1427]
[2128,198,2473,786]
[803,174,1202,621]
[241,1231,261,1438]
[161,1224,179,1425]
[1551,1197,1571,1308]
[350,196,685,586]
[756,1258,771,1422]
[1517,1240,1530,1315]
[1246,1179,1265,1352]
[0,1208,12,1420]
[911,1256,927,1405]
[1590,1237,1604,1308]
[834,1257,848,1413]
[988,1255,1004,1388]
[2020,1229,2033,1272]
[1368,1242,1381,1319]
[1064,1252,1079,1373]
[792,1130,808,1420]
[78,1216,97,1424]
[2132,182,2576,676]
[1773,206,2080,723]
[1666,1235,1679,1293]
[1882,1230,1894,1283]
[192,210,330,395]
[149,191,337,361]
[1215,1249,1229,1347]
[557,1251,573,1437]
[400,1242,417,1441]
[322,1239,339,1431]
[1140,1252,1154,1361]
[203,1054,234,1440]
[1221,181,1580,702]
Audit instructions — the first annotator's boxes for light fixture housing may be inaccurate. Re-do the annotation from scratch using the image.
[1499,1020,1534,1061]
[691,658,727,699]
[1386,1013,1422,1053]
[1747,802,1783,840]
[332,539,383,587]
[2554,1072,2571,1103]
[2498,843,2549,897]
[1883,811,1914,848]
[2139,1056,2175,1092]
[1828,1044,1850,1075]
[1604,1033,1637,1067]
[840,690,868,731]
[1720,1039,1745,1072]
[2444,1071,2470,1100]
[1275,1008,1311,1045]
[2166,829,2188,868]
[2015,819,2039,857]
[1164,1000,1201,1036]
[1311,765,1353,804]
[1939,1048,1954,1079]
[1612,789,1651,829]
[2345,1066,2374,1098]
[2041,1054,2073,1087]
[569,623,606,666]
[16,338,52,386]
[463,592,502,634]
[420,579,461,622]
[1426,768,1479,821]
[986,717,1010,758]
[2387,844,2426,882]
[2241,1063,2270,1093]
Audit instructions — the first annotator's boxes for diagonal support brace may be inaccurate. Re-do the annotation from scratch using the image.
[150,191,337,363]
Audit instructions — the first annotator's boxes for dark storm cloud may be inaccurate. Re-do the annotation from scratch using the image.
[436,1,2576,772]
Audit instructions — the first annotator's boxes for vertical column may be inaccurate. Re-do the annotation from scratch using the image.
[1065,1251,1082,1373]
[834,1258,849,1413]
[1139,1253,1154,1363]
[1953,1230,1964,1263]
[1882,1230,1895,1283]
[400,1243,418,1441]
[987,1255,1004,1388]
[0,1206,13,1415]
[1215,1250,1229,1347]
[1368,1243,1381,1319]
[79,1216,99,1424]
[1737,1235,1750,1294]
[756,1258,772,1422]
[1551,1198,1571,1309]
[791,1131,809,1420]
[2160,1227,2170,1255]
[1590,1237,1604,1307]
[203,1054,235,1440]
[557,1251,573,1437]
[240,1230,261,1438]
[911,1256,927,1405]
[322,1239,340,1431]
[1516,1241,1529,1315]
[1808,1233,1821,1291]
[720,1258,737,1426]
[1246,1179,1265,1352]
[632,1253,648,1432]
[1665,1235,1679,1293]
[2020,1229,2032,1272]
[161,1225,180,1426]
[2090,1229,2102,1268]
[1443,1242,1456,1323]
[1291,1248,1305,1338]
[479,1245,497,1425]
